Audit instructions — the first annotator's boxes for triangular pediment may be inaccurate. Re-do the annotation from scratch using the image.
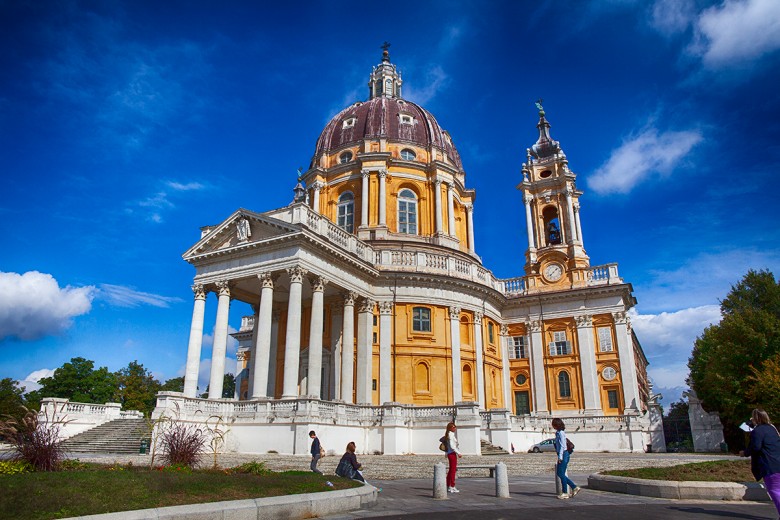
[183,208,300,260]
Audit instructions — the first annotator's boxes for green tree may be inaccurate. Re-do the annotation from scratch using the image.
[0,378,27,420]
[115,361,161,416]
[200,373,235,399]
[160,376,185,392]
[29,357,118,405]
[688,270,780,430]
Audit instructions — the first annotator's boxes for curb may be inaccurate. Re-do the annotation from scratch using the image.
[65,482,378,519]
[587,473,769,502]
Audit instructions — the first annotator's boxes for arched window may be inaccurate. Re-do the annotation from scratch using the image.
[385,78,393,96]
[339,151,353,164]
[558,371,571,398]
[462,365,473,396]
[337,192,354,233]
[415,362,430,393]
[400,148,416,161]
[398,189,418,234]
[542,206,562,245]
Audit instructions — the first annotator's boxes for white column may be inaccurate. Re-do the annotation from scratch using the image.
[465,203,475,254]
[360,169,370,228]
[340,291,357,402]
[500,325,512,410]
[183,284,207,398]
[614,312,641,411]
[267,309,280,397]
[379,301,393,403]
[306,275,327,398]
[246,306,259,398]
[252,273,275,399]
[473,312,486,409]
[434,180,443,234]
[311,181,322,213]
[378,170,387,226]
[447,183,456,236]
[330,304,343,401]
[523,193,536,251]
[449,306,462,403]
[528,320,548,413]
[208,280,231,399]
[576,315,601,412]
[282,266,307,399]
[565,187,577,244]
[356,298,375,404]
[574,203,584,246]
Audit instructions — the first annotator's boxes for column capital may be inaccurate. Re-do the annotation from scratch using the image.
[500,324,509,336]
[573,202,580,213]
[434,179,443,187]
[257,272,277,289]
[612,311,628,325]
[191,284,206,300]
[236,351,248,362]
[310,180,325,191]
[523,193,534,205]
[308,274,328,292]
[215,280,231,297]
[377,169,388,179]
[575,314,593,328]
[361,168,371,178]
[342,291,358,306]
[473,311,483,324]
[449,306,461,320]
[465,203,474,213]
[527,319,542,333]
[286,266,308,283]
[358,298,376,313]
[378,301,394,315]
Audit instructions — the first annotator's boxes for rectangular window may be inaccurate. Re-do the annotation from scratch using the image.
[373,332,378,344]
[488,322,495,344]
[607,389,619,409]
[372,379,377,391]
[510,336,527,359]
[548,331,571,356]
[412,307,431,332]
[598,327,614,352]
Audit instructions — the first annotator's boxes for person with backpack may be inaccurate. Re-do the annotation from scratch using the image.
[441,422,462,493]
[740,408,780,517]
[309,430,323,474]
[552,417,580,499]
[336,441,365,482]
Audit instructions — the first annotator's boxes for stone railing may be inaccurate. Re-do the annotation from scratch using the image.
[38,398,144,440]
[268,204,622,296]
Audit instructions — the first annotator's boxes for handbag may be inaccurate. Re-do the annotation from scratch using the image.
[566,438,574,453]
[320,447,326,457]
[336,459,355,479]
[439,436,448,452]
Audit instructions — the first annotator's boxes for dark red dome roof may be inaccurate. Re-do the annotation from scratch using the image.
[311,97,463,171]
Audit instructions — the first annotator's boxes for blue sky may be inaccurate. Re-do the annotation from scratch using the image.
[2,0,779,408]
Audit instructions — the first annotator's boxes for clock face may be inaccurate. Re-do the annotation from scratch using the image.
[543,262,563,282]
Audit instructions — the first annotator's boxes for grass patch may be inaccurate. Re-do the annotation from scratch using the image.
[604,459,753,482]
[0,462,362,520]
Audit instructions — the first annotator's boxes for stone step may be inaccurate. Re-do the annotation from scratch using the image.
[60,418,150,454]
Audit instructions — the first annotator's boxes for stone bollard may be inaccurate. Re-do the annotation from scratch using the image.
[495,462,509,498]
[433,462,448,499]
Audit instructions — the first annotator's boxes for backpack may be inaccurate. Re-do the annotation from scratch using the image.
[335,459,355,479]
[566,438,574,453]
[439,436,448,452]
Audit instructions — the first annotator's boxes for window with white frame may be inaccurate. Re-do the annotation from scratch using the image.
[510,336,527,359]
[597,326,614,352]
[339,151,353,164]
[342,117,356,129]
[398,189,417,234]
[549,330,571,356]
[412,306,431,332]
[400,148,416,161]
[337,192,354,233]
[400,113,414,125]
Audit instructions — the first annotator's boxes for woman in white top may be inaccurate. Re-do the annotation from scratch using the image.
[443,422,462,493]
[552,417,580,499]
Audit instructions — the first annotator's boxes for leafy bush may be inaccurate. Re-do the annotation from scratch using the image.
[0,406,68,471]
[155,419,207,468]
[230,460,271,476]
[0,460,32,475]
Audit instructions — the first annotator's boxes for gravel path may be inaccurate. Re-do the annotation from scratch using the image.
[63,451,740,480]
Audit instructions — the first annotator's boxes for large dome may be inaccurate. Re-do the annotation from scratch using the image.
[311,96,464,172]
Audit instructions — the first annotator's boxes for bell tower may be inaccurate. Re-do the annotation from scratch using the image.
[368,42,403,99]
[518,102,590,292]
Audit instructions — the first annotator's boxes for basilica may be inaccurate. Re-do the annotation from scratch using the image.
[156,49,663,455]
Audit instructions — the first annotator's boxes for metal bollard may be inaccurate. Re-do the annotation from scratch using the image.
[433,462,448,499]
[495,462,509,498]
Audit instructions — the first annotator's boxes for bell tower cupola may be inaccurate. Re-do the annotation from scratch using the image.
[369,42,403,99]
[518,102,590,292]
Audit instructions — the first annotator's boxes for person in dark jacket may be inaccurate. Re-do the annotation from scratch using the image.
[741,408,780,516]
[309,430,322,474]
[337,441,365,482]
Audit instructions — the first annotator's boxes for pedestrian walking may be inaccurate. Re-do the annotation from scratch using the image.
[309,430,323,474]
[442,422,462,493]
[740,408,780,517]
[552,417,580,499]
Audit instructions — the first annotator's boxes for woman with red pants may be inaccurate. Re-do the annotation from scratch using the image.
[443,422,462,493]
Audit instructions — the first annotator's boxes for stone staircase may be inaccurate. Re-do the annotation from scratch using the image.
[60,418,150,455]
[480,439,510,455]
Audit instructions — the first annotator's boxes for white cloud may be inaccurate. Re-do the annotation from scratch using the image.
[167,181,205,191]
[631,305,721,358]
[650,0,696,35]
[97,284,182,308]
[19,368,56,393]
[692,0,780,69]
[0,271,94,341]
[404,66,450,106]
[587,125,702,194]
